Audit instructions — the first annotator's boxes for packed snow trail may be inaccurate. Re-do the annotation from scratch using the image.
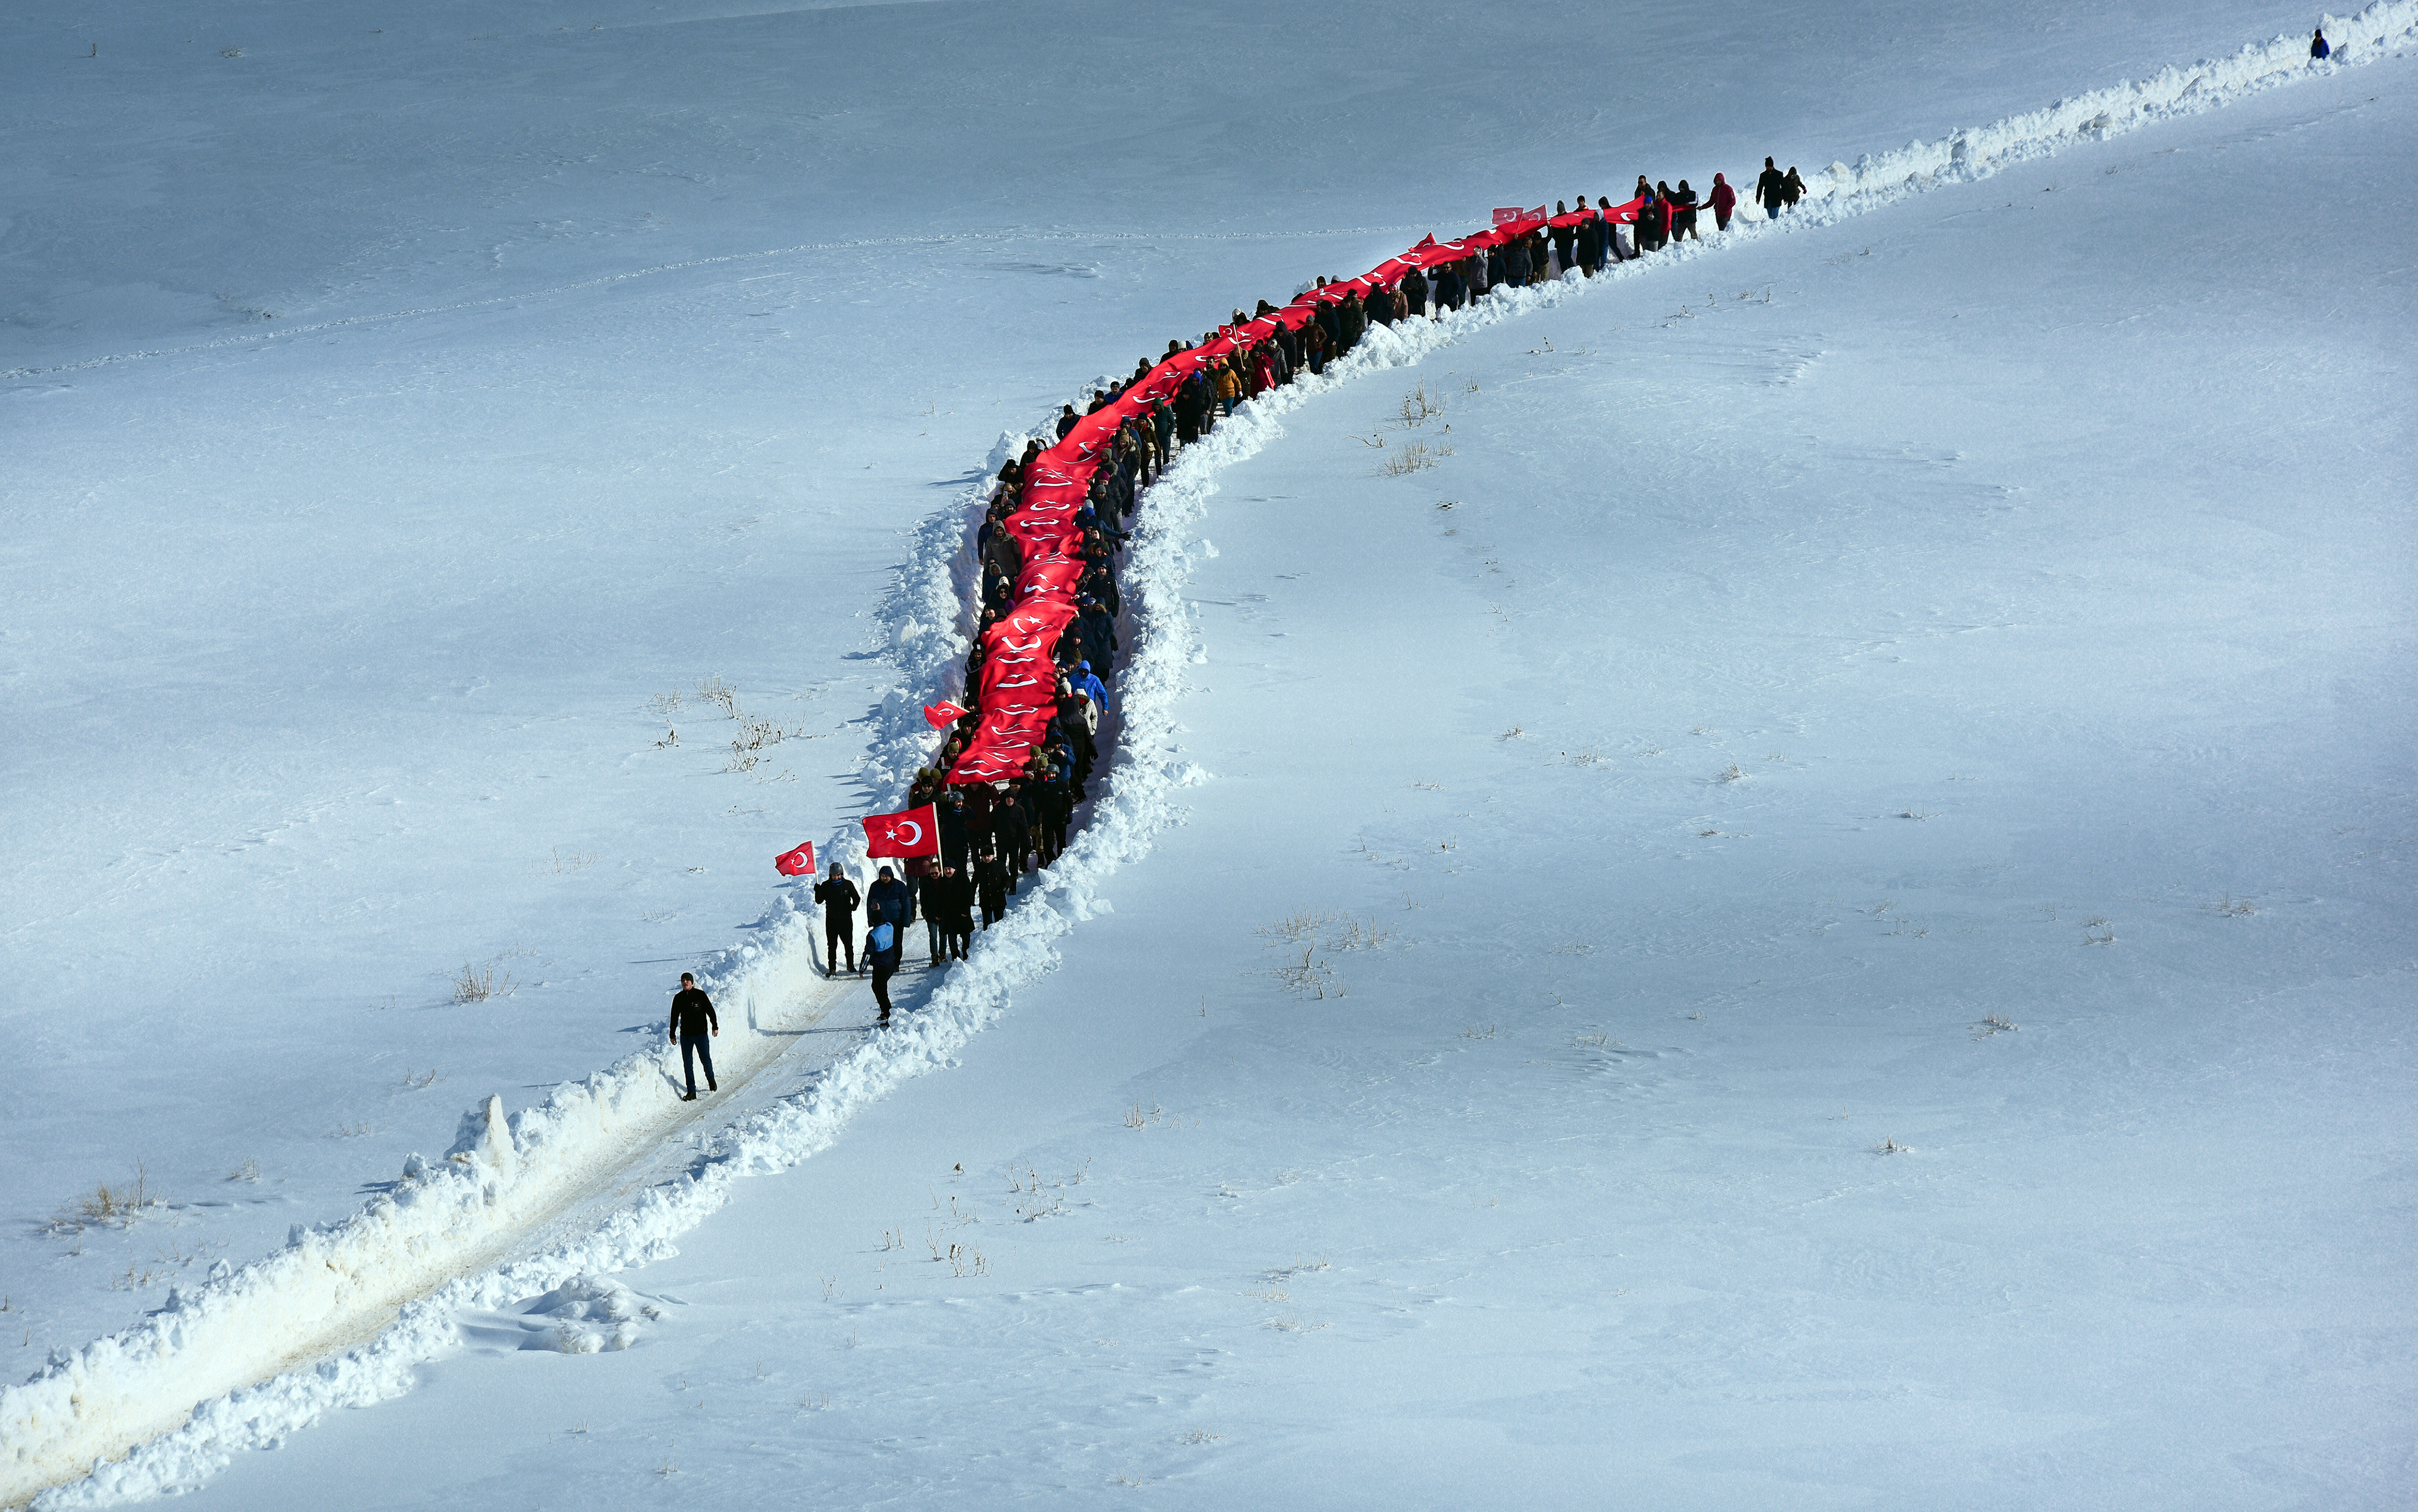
[7,10,2413,1504]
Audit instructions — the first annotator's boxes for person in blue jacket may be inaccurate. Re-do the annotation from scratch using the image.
[2310,27,2329,58]
[864,865,912,1022]
[1071,660,1111,713]
[866,863,912,945]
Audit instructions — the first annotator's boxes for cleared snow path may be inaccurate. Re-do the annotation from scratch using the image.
[8,9,2414,1503]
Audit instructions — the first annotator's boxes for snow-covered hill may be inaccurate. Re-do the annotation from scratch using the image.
[5,1,2413,1505]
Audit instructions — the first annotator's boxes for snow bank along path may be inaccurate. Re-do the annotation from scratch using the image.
[7,10,2410,1505]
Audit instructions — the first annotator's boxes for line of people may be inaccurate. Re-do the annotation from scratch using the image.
[813,160,1803,1023]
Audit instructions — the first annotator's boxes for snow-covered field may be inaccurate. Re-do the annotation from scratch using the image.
[5,0,2413,1505]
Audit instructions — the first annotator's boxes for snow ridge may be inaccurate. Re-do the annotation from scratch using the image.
[8,13,2410,1503]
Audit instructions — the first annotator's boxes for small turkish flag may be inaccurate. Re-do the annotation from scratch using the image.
[775,841,815,877]
[861,804,941,858]
[924,701,968,729]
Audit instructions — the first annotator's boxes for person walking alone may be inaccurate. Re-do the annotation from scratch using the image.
[668,971,718,1101]
[813,862,860,977]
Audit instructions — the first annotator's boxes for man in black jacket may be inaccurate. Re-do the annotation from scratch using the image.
[812,863,861,977]
[993,788,1032,877]
[924,864,975,962]
[974,850,1010,928]
[669,972,719,1101]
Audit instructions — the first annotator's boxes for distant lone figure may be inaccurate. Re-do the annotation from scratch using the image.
[2310,27,2329,58]
[669,972,718,1102]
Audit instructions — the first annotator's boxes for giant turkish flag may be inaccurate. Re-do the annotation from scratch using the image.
[862,804,941,858]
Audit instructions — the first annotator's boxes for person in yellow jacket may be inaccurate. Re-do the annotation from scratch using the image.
[1215,363,1242,417]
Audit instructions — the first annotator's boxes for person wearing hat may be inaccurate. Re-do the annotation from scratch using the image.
[1707,173,1737,233]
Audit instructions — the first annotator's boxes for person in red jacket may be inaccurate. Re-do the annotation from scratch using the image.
[1708,172,1738,231]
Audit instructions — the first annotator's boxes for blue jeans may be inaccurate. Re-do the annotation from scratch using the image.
[680,1034,716,1096]
[1766,205,1780,220]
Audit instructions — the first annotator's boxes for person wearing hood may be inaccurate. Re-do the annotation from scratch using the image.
[1707,173,1737,231]
[2311,26,2330,57]
[1782,166,1806,206]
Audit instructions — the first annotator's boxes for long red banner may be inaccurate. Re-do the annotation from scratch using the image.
[943,193,1653,786]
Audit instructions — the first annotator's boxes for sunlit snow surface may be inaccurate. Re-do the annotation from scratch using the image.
[4,0,2413,1505]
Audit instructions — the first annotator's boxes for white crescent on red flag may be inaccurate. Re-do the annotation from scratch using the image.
[774,840,816,877]
[924,700,968,728]
[861,803,941,858]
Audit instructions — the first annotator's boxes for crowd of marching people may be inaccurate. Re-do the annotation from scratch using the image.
[804,163,1807,1023]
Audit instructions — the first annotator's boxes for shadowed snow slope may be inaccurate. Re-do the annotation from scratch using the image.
[80,38,2418,1512]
